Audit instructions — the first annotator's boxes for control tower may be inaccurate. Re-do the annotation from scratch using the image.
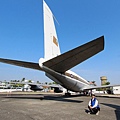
[100,76,107,85]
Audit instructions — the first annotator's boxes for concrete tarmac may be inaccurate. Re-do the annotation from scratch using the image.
[0,92,120,120]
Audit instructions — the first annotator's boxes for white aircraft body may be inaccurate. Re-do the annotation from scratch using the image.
[0,1,117,95]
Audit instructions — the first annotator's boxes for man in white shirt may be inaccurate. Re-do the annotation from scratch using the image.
[88,94,100,115]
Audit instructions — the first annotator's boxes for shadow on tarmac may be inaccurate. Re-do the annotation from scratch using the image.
[101,103,120,120]
[2,94,83,103]
[97,95,120,99]
[44,95,83,103]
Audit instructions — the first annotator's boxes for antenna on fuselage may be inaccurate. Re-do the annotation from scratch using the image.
[53,14,60,26]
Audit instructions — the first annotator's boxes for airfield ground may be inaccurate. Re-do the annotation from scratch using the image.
[0,92,120,120]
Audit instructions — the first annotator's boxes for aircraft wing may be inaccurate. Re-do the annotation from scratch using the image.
[28,83,44,91]
[83,84,120,90]
[43,36,104,73]
[28,83,63,93]
[0,58,42,70]
[0,36,104,72]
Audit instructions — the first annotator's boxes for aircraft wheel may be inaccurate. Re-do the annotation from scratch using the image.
[65,93,71,96]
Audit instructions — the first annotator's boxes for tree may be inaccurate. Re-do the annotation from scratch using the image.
[103,82,110,86]
[51,82,57,84]
[49,82,52,85]
[28,80,32,83]
[91,81,97,86]
[37,81,40,84]
[91,81,95,83]
[105,82,110,85]
[21,78,25,82]
[45,82,48,85]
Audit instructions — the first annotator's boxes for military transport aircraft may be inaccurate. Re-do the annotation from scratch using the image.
[0,1,118,96]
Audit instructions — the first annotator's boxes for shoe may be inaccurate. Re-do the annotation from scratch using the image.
[96,111,99,115]
[87,112,91,114]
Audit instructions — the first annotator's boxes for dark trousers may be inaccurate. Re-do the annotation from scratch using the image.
[88,106,100,114]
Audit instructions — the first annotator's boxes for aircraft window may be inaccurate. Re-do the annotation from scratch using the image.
[70,74,74,78]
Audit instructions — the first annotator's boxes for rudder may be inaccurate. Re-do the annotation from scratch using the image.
[43,1,61,61]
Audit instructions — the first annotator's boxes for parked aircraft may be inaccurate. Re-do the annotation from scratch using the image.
[0,0,117,95]
[28,83,64,93]
[28,83,44,92]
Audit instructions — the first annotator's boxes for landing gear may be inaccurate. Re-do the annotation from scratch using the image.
[65,92,71,96]
[65,90,71,96]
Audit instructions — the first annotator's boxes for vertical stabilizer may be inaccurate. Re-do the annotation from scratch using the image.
[43,1,61,61]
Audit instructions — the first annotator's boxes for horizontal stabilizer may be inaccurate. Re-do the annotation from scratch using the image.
[43,36,104,73]
[0,58,41,70]
[83,84,120,90]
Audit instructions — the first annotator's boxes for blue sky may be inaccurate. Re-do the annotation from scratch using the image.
[0,0,120,85]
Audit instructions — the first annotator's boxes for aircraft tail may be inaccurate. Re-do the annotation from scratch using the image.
[43,1,61,61]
